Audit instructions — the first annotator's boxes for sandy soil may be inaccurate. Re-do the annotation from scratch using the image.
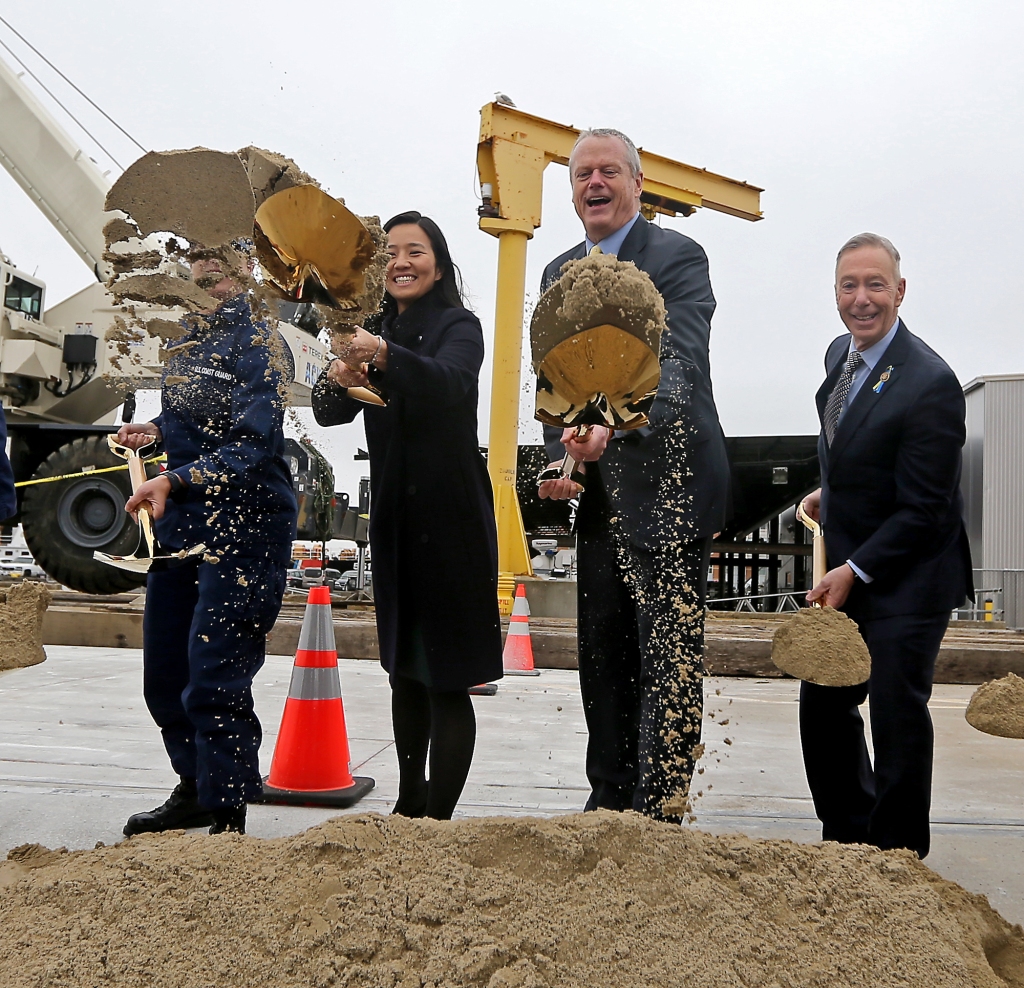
[0,581,51,671]
[771,606,871,686]
[555,253,665,335]
[1,812,1021,988]
[966,672,1024,739]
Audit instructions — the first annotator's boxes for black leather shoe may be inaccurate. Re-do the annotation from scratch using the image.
[123,779,214,836]
[209,805,246,835]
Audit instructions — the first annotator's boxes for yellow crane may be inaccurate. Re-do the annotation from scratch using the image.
[476,102,764,612]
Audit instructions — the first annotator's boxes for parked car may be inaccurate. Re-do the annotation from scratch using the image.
[339,567,371,592]
[300,567,323,589]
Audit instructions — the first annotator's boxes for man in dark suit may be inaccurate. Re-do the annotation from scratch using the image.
[538,128,730,822]
[800,232,972,858]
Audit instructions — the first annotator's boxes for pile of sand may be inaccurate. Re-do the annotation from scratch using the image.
[771,606,871,686]
[1,813,1021,988]
[555,253,665,336]
[0,581,51,671]
[966,672,1024,739]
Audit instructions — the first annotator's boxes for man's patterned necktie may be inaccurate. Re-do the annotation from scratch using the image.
[823,349,864,445]
[589,244,603,256]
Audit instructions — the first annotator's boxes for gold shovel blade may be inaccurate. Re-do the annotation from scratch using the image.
[529,262,665,431]
[535,323,661,429]
[346,386,386,406]
[254,185,375,306]
[94,541,207,575]
[93,551,155,574]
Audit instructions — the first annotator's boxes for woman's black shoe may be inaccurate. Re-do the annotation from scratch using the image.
[209,805,247,835]
[123,779,213,836]
[391,786,428,818]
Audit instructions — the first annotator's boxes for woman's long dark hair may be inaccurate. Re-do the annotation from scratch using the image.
[371,211,466,329]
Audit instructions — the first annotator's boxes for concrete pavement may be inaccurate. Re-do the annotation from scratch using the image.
[0,647,1020,926]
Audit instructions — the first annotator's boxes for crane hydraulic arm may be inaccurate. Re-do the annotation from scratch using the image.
[476,102,763,612]
[0,55,111,281]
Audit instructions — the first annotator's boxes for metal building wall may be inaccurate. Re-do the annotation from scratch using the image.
[962,383,985,568]
[982,378,1024,570]
[957,376,1024,627]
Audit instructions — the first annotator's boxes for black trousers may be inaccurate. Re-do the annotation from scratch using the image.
[799,609,950,858]
[576,508,711,822]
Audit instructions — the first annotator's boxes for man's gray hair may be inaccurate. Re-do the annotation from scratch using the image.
[836,232,901,278]
[569,128,642,179]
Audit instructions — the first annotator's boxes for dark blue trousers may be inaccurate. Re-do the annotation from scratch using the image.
[799,610,950,858]
[142,551,288,808]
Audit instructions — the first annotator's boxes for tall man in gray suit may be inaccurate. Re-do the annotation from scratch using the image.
[538,128,730,822]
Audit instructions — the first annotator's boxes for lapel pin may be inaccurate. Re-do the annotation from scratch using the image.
[872,365,894,394]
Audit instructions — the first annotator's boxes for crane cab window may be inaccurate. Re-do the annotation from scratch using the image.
[4,275,43,319]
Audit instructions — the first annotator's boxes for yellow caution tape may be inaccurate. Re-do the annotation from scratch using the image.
[15,454,167,488]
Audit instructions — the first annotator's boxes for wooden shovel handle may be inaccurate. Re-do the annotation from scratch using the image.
[796,502,827,589]
[812,532,826,586]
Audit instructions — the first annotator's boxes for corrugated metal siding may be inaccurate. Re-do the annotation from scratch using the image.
[982,379,1024,569]
[962,386,985,568]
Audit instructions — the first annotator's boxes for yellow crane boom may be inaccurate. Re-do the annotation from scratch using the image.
[476,102,763,612]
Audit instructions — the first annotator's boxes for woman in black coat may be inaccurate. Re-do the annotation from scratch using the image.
[312,211,502,819]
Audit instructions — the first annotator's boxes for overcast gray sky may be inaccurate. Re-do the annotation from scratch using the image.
[1,0,1021,500]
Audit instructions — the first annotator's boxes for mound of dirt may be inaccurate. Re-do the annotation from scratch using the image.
[0,581,51,671]
[5,843,67,869]
[771,606,871,686]
[966,672,1024,739]
[555,253,666,335]
[1,813,1022,988]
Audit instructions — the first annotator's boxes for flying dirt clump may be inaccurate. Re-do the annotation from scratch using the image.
[0,581,52,670]
[771,605,871,686]
[965,672,1024,738]
[1,813,1023,988]
[238,145,319,207]
[105,148,256,249]
[108,272,221,312]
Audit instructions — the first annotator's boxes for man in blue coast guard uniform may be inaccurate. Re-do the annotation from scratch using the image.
[117,253,297,836]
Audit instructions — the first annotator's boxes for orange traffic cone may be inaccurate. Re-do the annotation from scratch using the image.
[260,586,375,807]
[503,583,540,676]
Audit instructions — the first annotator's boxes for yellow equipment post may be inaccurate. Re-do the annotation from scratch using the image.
[476,102,763,614]
[486,228,533,609]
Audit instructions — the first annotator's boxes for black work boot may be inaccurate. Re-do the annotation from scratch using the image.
[123,778,214,836]
[209,804,246,835]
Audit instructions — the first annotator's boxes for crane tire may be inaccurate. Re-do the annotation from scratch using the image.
[21,436,153,595]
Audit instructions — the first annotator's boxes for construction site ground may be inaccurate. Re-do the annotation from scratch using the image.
[38,590,1024,683]
[1,643,1021,928]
